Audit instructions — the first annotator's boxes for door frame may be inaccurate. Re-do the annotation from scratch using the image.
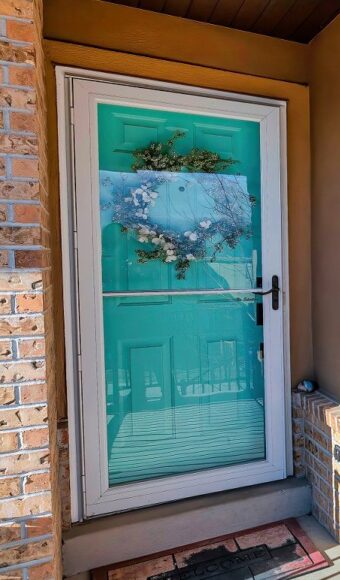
[56,66,291,521]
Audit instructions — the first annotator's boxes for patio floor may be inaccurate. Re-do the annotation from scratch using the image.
[90,517,330,579]
[67,515,340,579]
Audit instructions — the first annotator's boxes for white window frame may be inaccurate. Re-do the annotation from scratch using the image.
[56,67,291,521]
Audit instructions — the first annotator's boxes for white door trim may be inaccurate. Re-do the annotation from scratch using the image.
[56,67,291,521]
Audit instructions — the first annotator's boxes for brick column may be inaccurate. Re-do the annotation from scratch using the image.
[293,391,340,541]
[0,1,61,578]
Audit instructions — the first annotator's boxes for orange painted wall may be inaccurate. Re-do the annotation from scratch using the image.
[310,16,340,399]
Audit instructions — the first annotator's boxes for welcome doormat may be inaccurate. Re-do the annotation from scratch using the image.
[91,519,330,579]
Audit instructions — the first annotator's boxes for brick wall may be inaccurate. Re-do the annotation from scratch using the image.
[0,1,61,578]
[293,391,340,541]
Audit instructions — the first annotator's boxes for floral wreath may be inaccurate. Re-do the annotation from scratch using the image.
[101,131,255,279]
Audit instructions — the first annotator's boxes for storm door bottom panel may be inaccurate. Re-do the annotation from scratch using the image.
[108,399,265,486]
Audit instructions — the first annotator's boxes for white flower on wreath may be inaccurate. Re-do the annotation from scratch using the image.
[131,188,142,205]
[135,209,145,218]
[139,227,153,236]
[200,220,212,229]
[184,231,198,241]
[149,191,158,199]
[138,235,149,243]
[186,254,196,261]
[165,255,177,262]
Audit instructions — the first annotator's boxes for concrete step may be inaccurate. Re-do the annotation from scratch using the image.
[63,477,312,577]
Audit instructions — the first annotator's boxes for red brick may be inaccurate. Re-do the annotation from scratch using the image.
[0,341,12,360]
[0,538,53,568]
[0,0,58,574]
[20,383,47,403]
[14,204,40,223]
[12,158,38,178]
[0,522,21,545]
[0,449,50,476]
[18,338,45,359]
[0,273,43,292]
[0,360,45,384]
[0,134,37,155]
[0,226,40,245]
[0,493,51,519]
[0,42,34,65]
[0,386,15,405]
[0,315,44,336]
[7,20,34,43]
[0,295,11,314]
[15,293,43,313]
[0,111,3,129]
[15,249,43,268]
[0,570,23,579]
[0,181,39,200]
[0,405,47,429]
[9,66,35,87]
[28,562,53,580]
[0,1,34,18]
[0,157,5,176]
[22,427,48,448]
[0,477,20,498]
[0,87,35,109]
[10,112,37,133]
[0,205,7,222]
[0,251,9,267]
[26,516,52,538]
[57,425,68,447]
[24,472,50,493]
[0,431,18,452]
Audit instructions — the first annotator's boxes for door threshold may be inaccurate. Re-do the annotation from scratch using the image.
[63,478,311,576]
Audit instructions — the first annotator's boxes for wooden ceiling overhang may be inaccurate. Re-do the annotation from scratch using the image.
[105,0,340,43]
[44,0,310,85]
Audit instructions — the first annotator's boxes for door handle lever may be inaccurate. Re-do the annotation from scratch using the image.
[253,275,279,310]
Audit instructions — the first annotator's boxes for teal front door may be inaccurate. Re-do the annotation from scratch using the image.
[99,104,266,487]
[71,78,286,516]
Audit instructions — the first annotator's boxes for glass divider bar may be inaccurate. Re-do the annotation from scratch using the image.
[102,289,264,297]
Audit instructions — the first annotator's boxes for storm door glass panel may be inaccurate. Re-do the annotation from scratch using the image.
[98,104,265,486]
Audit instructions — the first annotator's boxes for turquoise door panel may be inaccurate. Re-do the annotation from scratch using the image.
[98,103,265,486]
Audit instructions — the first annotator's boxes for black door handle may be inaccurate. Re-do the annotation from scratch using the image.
[253,275,279,310]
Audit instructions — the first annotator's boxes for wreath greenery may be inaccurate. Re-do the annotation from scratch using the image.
[102,131,254,279]
[132,130,236,173]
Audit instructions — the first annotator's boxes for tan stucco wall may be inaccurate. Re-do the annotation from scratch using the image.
[310,15,340,399]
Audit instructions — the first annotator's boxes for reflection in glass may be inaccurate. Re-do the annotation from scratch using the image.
[100,170,260,291]
[97,103,265,487]
[104,294,265,486]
